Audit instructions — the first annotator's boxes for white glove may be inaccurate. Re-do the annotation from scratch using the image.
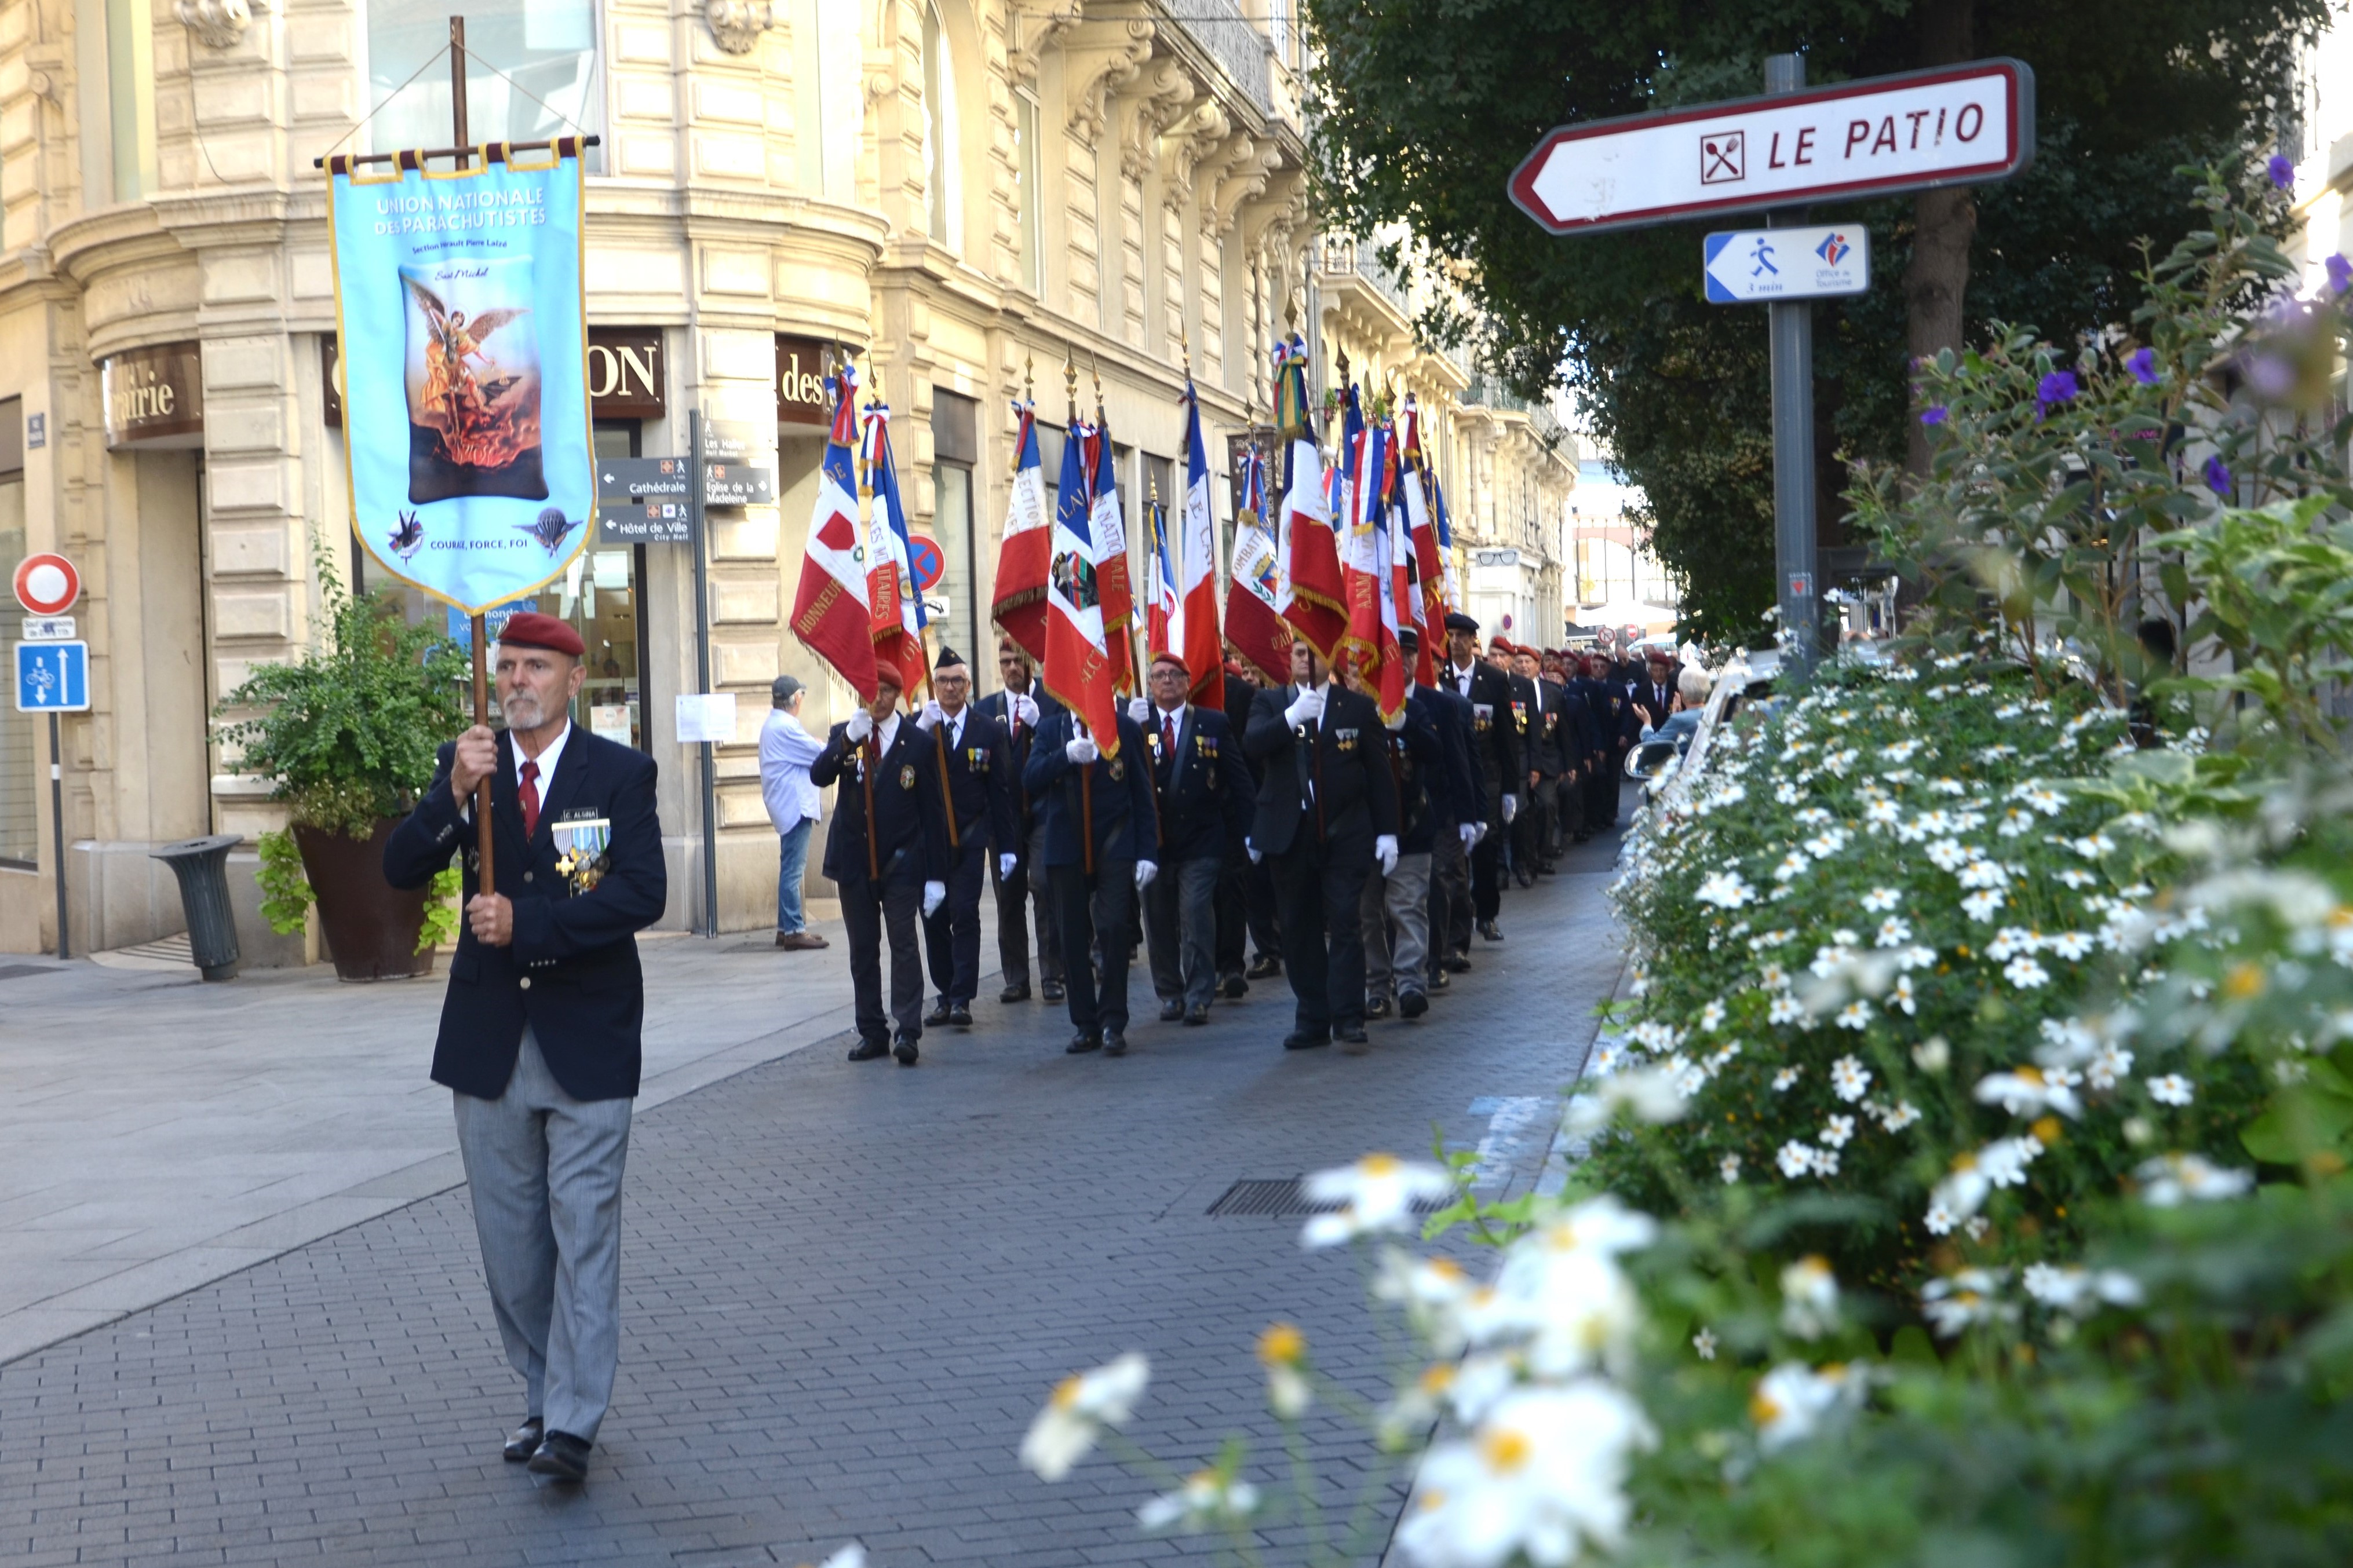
[1012,692,1041,727]
[1458,822,1479,851]
[1471,821,1489,847]
[1246,838,1263,865]
[845,708,874,743]
[1129,696,1151,725]
[1136,859,1158,890]
[922,880,946,917]
[1384,707,1407,732]
[1501,794,1518,825]
[1066,734,1099,765]
[999,851,1017,879]
[1375,835,1399,876]
[1285,688,1325,728]
[917,699,945,732]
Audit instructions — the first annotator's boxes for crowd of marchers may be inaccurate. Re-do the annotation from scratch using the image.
[758,621,1697,1063]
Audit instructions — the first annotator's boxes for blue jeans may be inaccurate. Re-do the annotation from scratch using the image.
[776,817,814,933]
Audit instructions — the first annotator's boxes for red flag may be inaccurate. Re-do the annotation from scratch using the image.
[1224,443,1292,686]
[1280,437,1346,660]
[1087,419,1138,697]
[991,401,1050,663]
[1043,410,1122,756]
[789,367,880,701]
[862,404,931,697]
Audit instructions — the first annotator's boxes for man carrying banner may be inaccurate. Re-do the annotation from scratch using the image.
[1024,701,1156,1056]
[383,612,666,1486]
[1352,629,1447,1024]
[916,646,1016,1029]
[1134,650,1252,1025]
[978,636,1063,1003]
[811,666,950,1065]
[1440,611,1517,951]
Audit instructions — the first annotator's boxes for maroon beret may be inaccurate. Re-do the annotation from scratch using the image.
[496,611,585,657]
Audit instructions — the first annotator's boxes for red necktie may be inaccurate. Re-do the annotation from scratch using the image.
[1163,716,1176,761]
[520,759,541,839]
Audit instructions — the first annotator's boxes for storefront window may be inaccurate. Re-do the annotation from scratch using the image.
[0,432,32,865]
[363,0,604,169]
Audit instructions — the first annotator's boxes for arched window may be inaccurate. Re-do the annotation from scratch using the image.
[921,2,962,249]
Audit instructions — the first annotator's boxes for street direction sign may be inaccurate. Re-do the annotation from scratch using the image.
[16,639,89,712]
[1509,59,2034,236]
[596,456,690,500]
[701,464,774,506]
[1704,225,1870,303]
[13,551,80,616]
[21,616,74,641]
[599,500,694,544]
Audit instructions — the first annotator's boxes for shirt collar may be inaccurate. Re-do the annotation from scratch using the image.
[513,721,571,791]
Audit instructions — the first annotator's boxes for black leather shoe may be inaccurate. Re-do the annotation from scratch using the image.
[1365,996,1392,1021]
[1479,920,1505,942]
[1042,979,1067,1003]
[1443,953,1473,973]
[1537,862,1558,876]
[1512,869,1534,889]
[1399,988,1429,1019]
[526,1430,591,1483]
[502,1417,544,1462]
[1429,970,1451,991]
[893,1033,920,1066]
[1246,955,1282,980]
[948,1003,973,1028]
[1102,1030,1129,1057]
[999,982,1031,1003]
[1336,1024,1370,1055]
[1283,1029,1330,1051]
[1221,973,1248,999]
[847,1037,890,1062]
[1184,1002,1210,1026]
[1159,999,1185,1022]
[923,999,953,1027]
[1066,1029,1102,1054]
[1573,831,1592,843]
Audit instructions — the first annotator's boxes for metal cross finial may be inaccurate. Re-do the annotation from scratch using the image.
[1064,347,1078,423]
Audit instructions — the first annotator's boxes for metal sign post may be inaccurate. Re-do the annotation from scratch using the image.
[687,407,720,937]
[1508,54,2035,670]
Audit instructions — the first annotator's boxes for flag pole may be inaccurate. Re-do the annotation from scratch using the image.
[1067,350,1093,880]
[852,382,882,883]
[1091,350,1148,690]
[447,14,495,902]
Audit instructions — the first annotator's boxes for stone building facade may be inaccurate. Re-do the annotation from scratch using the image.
[0,0,1326,956]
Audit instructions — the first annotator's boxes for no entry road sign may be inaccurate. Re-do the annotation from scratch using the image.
[1509,59,2033,236]
[1704,225,1870,304]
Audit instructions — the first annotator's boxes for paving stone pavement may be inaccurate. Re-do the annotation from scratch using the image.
[0,837,1626,1568]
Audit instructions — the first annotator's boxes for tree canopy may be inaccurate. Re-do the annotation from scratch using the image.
[1303,0,2326,642]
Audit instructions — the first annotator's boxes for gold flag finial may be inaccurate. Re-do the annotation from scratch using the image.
[1024,351,1035,404]
[1064,346,1078,424]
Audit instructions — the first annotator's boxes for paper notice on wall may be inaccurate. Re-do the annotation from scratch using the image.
[589,704,631,743]
[673,692,738,744]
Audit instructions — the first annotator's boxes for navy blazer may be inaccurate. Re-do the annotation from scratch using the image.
[924,706,1019,851]
[1141,703,1253,862]
[1243,683,1401,858]
[384,728,667,1103]
[1430,684,1486,831]
[1020,708,1158,869]
[1378,691,1449,855]
[974,686,1061,837]
[1439,659,1520,817]
[810,717,951,885]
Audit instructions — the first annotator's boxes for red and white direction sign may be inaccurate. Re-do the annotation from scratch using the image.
[13,552,80,616]
[1509,60,2034,236]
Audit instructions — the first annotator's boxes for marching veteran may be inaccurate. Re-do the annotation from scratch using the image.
[383,611,668,1487]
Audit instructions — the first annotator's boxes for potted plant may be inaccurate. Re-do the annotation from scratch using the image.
[217,553,469,980]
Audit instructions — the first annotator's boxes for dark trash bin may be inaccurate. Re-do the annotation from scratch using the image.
[151,834,244,981]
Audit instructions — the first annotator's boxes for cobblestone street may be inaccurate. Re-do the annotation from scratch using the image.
[0,844,1621,1567]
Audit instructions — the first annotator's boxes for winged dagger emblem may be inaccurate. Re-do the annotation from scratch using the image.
[389,510,425,560]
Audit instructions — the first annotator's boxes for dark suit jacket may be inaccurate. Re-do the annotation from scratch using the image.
[1243,683,1400,858]
[1440,659,1519,823]
[811,717,950,885]
[1020,708,1159,868]
[1220,672,1265,786]
[1381,690,1448,854]
[384,728,667,1103]
[925,706,1019,851]
[1630,677,1678,730]
[1142,703,1253,862]
[1421,684,1483,835]
[1519,677,1579,776]
[975,686,1061,838]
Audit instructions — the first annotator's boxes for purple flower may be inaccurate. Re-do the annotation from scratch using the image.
[1920,404,1949,426]
[2328,253,2352,296]
[2124,348,2159,386]
[2202,455,2232,496]
[2268,153,2296,191]
[2037,371,2079,414]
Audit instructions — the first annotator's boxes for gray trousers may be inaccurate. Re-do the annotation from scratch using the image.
[1431,827,1472,963]
[1144,856,1221,1008]
[451,1028,632,1445]
[991,814,1064,988]
[1361,851,1433,1003]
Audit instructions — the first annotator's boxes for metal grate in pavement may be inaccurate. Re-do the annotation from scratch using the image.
[1205,1176,1447,1219]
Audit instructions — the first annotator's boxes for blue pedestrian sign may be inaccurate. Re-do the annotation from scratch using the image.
[1702,225,1870,304]
[15,639,90,712]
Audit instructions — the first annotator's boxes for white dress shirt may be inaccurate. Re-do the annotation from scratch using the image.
[758,707,825,832]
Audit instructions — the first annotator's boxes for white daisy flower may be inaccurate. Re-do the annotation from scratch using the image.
[1776,1141,1814,1178]
[1986,927,2039,961]
[1879,1101,1921,1132]
[1699,1000,1727,1033]
[2046,931,2093,960]
[2067,834,2117,858]
[1892,974,1918,1015]
[1962,889,2007,922]
[1925,839,1972,872]
[1874,916,1913,948]
[1956,858,2008,890]
[1301,1155,1457,1249]
[1865,799,1902,828]
[1772,1066,1803,1091]
[1836,1000,1874,1032]
[2137,1153,2253,1206]
[1807,1145,1841,1177]
[1772,851,1812,883]
[2146,1074,2194,1107]
[2085,1043,2135,1091]
[2056,868,2099,889]
[1137,1471,1263,1534]
[1974,1064,2082,1119]
[1769,994,1808,1025]
[1830,1055,1872,1102]
[1929,777,1968,796]
[2002,955,2051,989]
[1861,886,1903,912]
[1819,1114,1855,1149]
[1021,1353,1152,1481]
[1750,1362,1865,1452]
[1779,1255,1840,1339]
[1395,1382,1655,1568]
[1922,1268,2015,1337]
[1720,1153,1742,1185]
[2020,1263,2143,1314]
[1694,1328,1718,1360]
[1896,944,1938,971]
[1696,870,1758,909]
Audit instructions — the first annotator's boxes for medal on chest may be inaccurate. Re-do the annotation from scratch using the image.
[550,814,612,895]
